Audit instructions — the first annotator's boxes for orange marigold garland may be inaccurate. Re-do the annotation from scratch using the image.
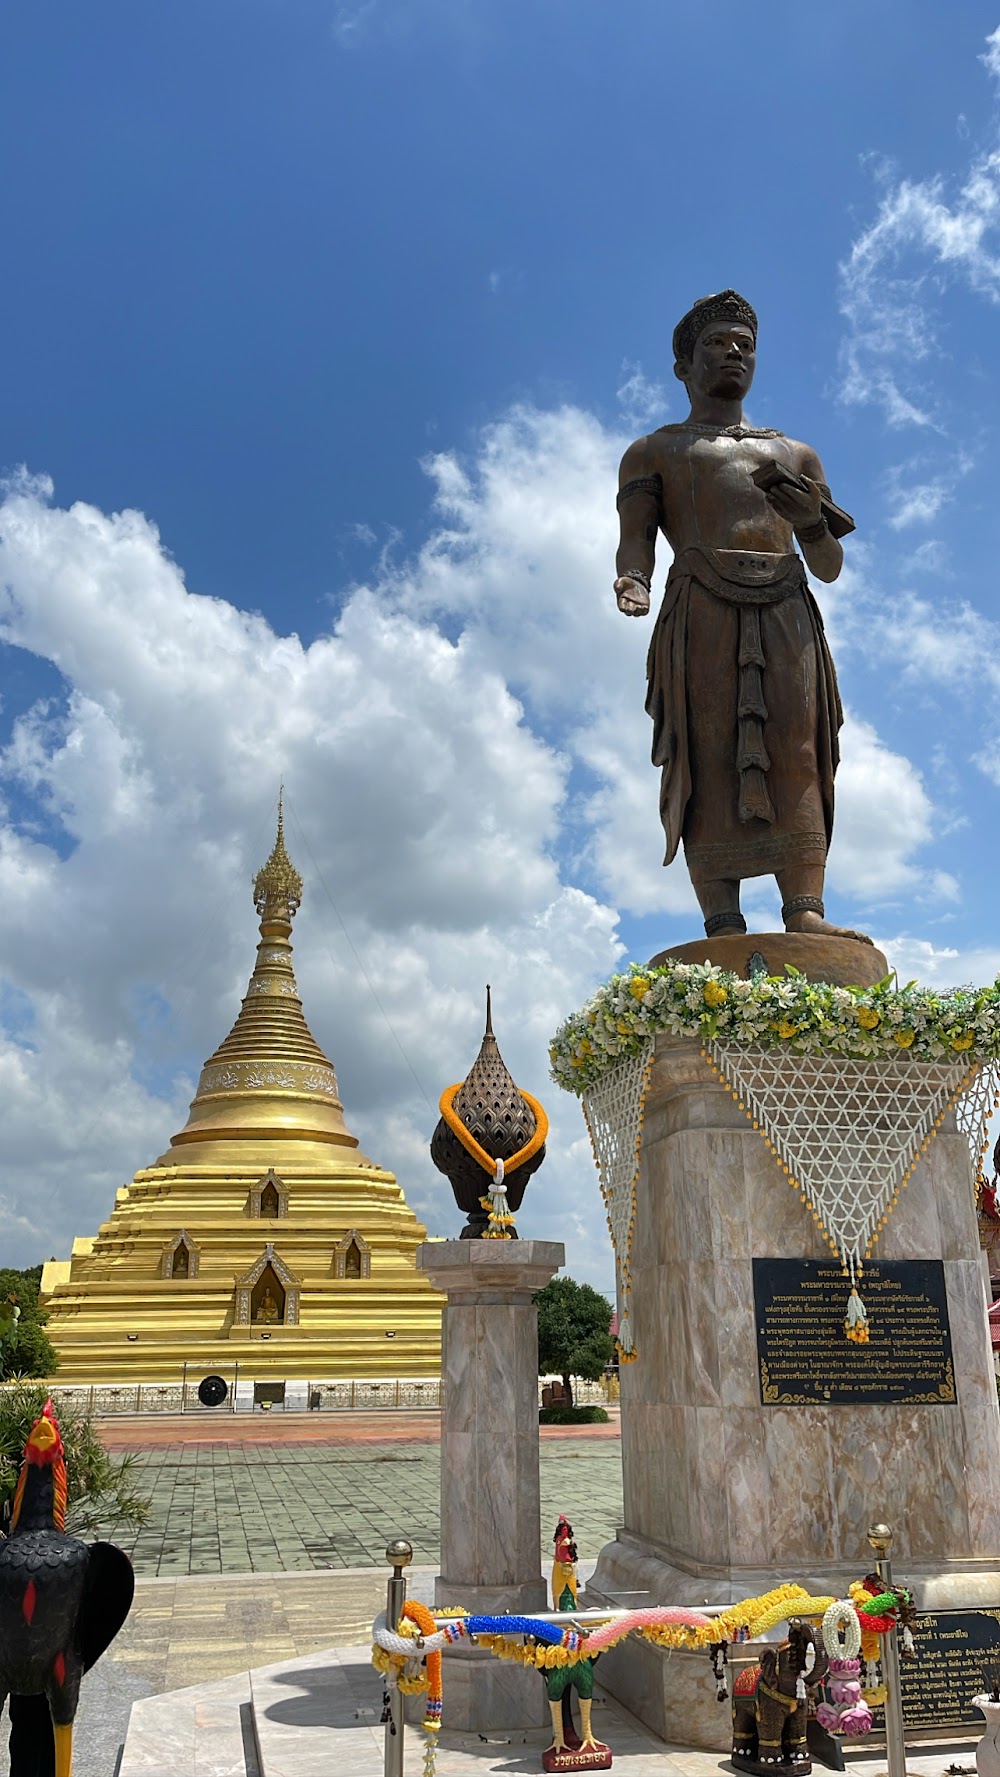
[402,1600,442,1777]
[439,1084,549,1238]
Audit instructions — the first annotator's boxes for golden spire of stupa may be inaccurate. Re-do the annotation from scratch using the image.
[253,790,302,924]
[167,797,357,1152]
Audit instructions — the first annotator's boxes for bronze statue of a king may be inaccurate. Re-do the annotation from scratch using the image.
[614,289,869,945]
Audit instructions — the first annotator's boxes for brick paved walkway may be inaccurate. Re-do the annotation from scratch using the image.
[109,1413,623,1576]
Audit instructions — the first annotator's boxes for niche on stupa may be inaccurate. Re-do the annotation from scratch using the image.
[233,1243,301,1328]
[334,1229,371,1280]
[246,1168,289,1219]
[160,1230,200,1280]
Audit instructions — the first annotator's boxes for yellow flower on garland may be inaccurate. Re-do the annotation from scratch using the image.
[777,1019,799,1040]
[858,1007,880,1030]
[894,1028,915,1048]
[617,1019,631,1034]
[703,980,728,1008]
[952,1031,975,1051]
[578,1039,592,1057]
[629,976,651,1000]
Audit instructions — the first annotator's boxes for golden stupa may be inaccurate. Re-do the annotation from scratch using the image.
[40,806,443,1385]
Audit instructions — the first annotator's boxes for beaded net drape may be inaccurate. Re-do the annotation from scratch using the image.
[581,1043,655,1358]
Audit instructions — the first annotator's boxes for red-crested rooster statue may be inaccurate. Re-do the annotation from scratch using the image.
[0,1400,134,1777]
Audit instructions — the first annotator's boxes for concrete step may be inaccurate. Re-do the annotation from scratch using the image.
[249,1649,385,1777]
[119,1672,259,1777]
[118,1641,696,1776]
[117,1651,385,1777]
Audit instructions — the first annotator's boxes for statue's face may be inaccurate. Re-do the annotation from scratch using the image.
[677,321,756,399]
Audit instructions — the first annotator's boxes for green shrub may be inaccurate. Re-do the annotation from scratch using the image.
[538,1404,610,1425]
[0,1266,58,1381]
[0,1378,151,1538]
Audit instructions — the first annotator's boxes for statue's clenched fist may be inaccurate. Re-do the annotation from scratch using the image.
[614,575,650,617]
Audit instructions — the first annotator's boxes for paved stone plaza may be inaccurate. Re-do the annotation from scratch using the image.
[0,1412,624,1777]
[105,1411,624,1577]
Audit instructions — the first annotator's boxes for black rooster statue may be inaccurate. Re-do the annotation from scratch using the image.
[0,1400,135,1777]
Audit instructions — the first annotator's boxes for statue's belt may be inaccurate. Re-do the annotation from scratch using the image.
[671,546,802,604]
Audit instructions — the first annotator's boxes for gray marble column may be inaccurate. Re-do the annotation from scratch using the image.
[417,1239,564,1731]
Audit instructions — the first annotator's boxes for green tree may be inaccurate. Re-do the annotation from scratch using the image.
[0,1265,58,1381]
[0,1379,151,1538]
[534,1276,615,1408]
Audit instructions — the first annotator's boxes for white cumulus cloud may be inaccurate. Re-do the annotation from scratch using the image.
[838,27,1000,429]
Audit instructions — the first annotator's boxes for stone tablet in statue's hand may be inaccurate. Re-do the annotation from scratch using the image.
[764,473,823,532]
[614,575,651,617]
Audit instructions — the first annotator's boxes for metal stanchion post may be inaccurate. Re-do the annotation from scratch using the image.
[868,1521,907,1777]
[383,1537,413,1777]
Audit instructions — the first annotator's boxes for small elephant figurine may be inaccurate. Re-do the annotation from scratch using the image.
[731,1621,828,1775]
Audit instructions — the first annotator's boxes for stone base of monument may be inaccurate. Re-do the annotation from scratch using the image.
[586,1549,1000,1751]
[406,1641,549,1733]
[574,1610,778,1754]
[585,965,1000,1749]
[651,929,889,988]
[415,1576,550,1732]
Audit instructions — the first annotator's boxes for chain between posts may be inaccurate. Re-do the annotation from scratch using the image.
[383,1537,413,1777]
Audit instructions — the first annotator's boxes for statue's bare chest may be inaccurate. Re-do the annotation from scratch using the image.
[655,430,802,549]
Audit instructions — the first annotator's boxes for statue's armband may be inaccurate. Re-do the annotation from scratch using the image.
[616,474,663,515]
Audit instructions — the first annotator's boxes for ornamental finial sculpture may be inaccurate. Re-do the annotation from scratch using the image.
[253,790,303,926]
[431,986,548,1238]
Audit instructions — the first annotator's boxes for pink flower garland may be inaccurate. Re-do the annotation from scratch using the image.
[584,1605,714,1654]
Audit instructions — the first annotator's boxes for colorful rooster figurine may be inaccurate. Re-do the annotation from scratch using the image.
[0,1401,134,1777]
[543,1514,611,1772]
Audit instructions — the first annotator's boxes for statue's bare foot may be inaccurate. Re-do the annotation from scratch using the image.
[784,910,873,945]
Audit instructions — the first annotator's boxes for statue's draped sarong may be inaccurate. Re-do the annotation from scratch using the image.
[645,546,842,881]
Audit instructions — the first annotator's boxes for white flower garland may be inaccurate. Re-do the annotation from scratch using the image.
[822,1600,862,1661]
[550,960,1000,1095]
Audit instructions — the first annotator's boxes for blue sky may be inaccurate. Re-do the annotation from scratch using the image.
[3,2,1000,1286]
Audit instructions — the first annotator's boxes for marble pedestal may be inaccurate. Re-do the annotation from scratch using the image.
[417,1239,564,1732]
[588,1033,1000,1747]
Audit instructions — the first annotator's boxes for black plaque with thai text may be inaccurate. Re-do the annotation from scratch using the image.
[752,1259,954,1406]
[883,1610,1000,1731]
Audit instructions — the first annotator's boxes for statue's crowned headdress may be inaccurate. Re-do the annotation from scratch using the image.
[672,289,757,364]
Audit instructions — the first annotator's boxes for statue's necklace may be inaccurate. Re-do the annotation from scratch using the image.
[666,421,784,441]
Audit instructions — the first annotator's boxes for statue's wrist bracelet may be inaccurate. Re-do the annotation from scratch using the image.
[795,517,828,545]
[620,568,651,592]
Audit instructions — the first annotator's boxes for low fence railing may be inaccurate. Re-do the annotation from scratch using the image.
[0,1373,619,1416]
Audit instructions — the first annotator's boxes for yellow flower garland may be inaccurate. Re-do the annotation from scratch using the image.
[438,1085,549,1177]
